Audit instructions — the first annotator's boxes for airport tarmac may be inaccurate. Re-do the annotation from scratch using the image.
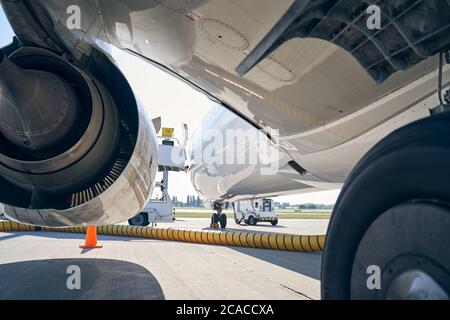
[164,217,329,235]
[0,218,328,300]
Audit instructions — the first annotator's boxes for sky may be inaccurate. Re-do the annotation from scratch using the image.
[0,6,14,45]
[0,7,340,205]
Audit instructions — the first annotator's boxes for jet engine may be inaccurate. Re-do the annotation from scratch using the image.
[0,47,158,227]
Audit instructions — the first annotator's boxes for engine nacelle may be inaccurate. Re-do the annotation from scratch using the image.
[0,47,158,227]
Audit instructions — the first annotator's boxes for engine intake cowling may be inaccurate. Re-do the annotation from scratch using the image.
[0,47,158,227]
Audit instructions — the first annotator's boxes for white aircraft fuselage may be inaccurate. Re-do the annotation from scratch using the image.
[1,0,449,213]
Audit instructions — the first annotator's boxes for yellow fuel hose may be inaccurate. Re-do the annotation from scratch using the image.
[0,220,326,253]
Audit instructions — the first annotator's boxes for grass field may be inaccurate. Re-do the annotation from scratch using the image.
[174,208,332,220]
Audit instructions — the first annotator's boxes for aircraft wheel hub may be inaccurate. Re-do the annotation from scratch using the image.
[350,202,450,299]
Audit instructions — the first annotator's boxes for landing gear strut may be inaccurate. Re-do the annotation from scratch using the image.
[430,50,450,115]
[210,201,227,229]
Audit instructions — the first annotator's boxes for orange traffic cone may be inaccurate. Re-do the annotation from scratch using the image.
[80,225,103,249]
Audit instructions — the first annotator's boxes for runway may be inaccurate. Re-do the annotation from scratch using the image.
[0,218,328,300]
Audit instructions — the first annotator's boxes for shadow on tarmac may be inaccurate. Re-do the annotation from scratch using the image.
[0,258,165,300]
[0,231,321,281]
[231,247,322,280]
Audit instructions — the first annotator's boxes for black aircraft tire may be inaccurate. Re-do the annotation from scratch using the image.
[211,213,220,228]
[322,112,450,300]
[220,214,227,229]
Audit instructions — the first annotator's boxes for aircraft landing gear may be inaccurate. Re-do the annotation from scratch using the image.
[321,110,450,300]
[211,202,227,229]
[322,52,450,300]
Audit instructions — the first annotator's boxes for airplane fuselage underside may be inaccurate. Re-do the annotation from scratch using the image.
[2,0,450,202]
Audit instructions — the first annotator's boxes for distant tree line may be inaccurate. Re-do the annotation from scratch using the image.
[297,203,334,210]
[275,202,334,210]
[172,195,204,208]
